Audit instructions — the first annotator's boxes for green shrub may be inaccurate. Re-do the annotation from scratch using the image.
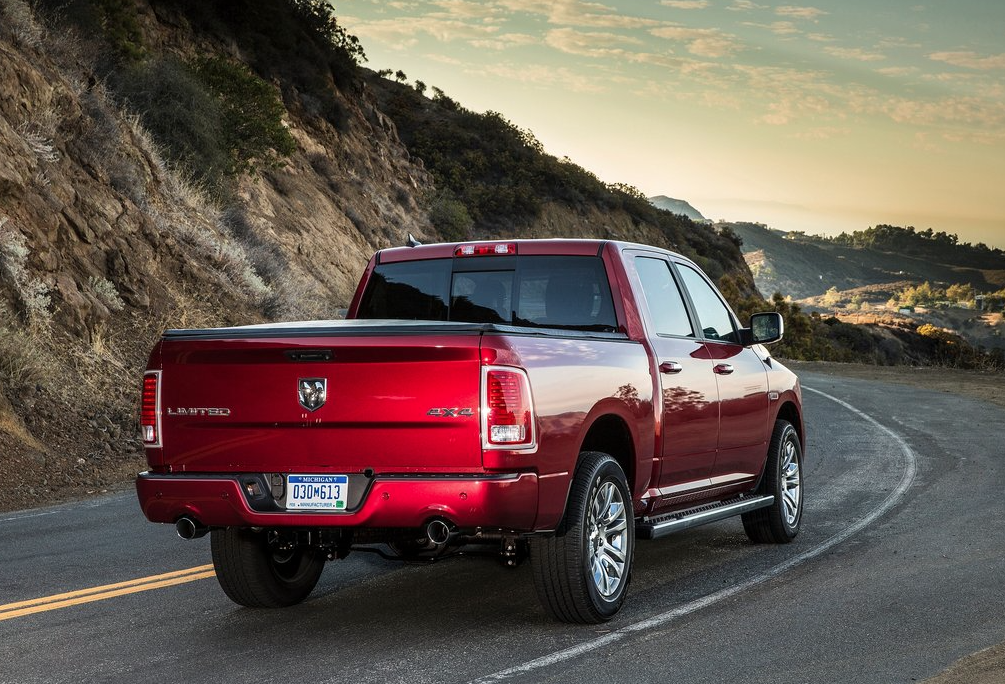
[116,56,231,192]
[92,0,146,61]
[115,55,295,195]
[192,56,296,175]
[428,193,473,242]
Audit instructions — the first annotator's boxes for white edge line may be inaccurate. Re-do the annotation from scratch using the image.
[470,385,918,684]
[0,493,132,524]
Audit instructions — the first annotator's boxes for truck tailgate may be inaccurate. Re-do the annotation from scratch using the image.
[153,331,483,473]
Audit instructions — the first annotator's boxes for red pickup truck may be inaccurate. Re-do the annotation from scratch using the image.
[137,239,803,623]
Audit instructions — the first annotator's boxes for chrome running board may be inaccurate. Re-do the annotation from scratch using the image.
[637,495,774,540]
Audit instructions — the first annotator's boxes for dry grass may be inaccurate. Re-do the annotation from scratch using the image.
[0,0,44,48]
[0,412,44,451]
[0,216,52,326]
[124,115,273,303]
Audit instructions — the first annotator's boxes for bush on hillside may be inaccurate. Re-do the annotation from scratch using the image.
[116,57,232,192]
[115,55,295,195]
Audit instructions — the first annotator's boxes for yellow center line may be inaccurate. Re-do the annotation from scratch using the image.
[0,565,216,622]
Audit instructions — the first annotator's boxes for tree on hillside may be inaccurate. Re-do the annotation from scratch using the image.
[946,283,975,305]
[821,286,841,307]
[896,282,943,308]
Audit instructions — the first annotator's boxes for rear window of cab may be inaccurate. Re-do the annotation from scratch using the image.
[356,256,617,332]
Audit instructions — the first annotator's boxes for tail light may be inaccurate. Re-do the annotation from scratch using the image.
[482,366,536,450]
[141,371,162,447]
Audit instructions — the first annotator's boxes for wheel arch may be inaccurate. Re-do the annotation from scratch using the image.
[580,413,636,491]
[775,400,804,452]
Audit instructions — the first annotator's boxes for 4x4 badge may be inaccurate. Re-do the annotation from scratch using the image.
[298,378,327,412]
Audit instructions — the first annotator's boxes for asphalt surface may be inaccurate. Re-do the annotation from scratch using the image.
[2,371,1004,684]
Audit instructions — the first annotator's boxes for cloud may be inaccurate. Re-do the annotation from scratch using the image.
[876,66,917,77]
[545,27,643,58]
[824,46,886,62]
[660,0,710,9]
[544,27,714,73]
[775,5,828,20]
[929,51,1005,71]
[650,25,742,57]
[726,0,767,11]
[882,95,1005,137]
[347,16,500,45]
[876,36,922,49]
[469,33,538,50]
[743,21,801,35]
[472,62,608,93]
[429,0,503,19]
[496,0,661,28]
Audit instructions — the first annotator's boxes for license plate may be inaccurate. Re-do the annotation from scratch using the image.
[286,474,348,511]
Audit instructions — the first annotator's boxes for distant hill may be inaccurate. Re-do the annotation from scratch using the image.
[648,195,708,223]
[730,222,1005,300]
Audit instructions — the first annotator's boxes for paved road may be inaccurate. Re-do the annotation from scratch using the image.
[2,371,1003,684]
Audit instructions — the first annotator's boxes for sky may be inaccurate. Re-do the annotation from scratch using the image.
[338,1,1005,248]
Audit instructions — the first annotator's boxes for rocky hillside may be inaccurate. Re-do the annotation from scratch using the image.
[0,0,756,511]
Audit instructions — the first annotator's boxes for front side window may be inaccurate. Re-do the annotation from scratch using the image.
[677,264,738,343]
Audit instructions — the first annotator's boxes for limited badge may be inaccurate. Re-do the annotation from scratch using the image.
[298,378,327,412]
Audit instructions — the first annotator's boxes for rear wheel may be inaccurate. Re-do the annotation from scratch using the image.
[743,419,803,543]
[211,528,325,608]
[530,452,634,623]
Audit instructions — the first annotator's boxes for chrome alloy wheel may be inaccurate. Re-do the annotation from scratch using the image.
[586,480,629,598]
[781,436,802,526]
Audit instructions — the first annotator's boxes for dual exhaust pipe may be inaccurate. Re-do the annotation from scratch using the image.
[176,516,457,546]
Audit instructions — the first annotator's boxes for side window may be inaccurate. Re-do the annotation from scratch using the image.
[634,257,694,337]
[356,260,451,320]
[677,264,738,343]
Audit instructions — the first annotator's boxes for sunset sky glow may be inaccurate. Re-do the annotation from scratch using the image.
[340,1,1005,248]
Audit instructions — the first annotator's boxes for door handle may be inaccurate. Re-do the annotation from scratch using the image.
[659,361,683,374]
[713,363,734,375]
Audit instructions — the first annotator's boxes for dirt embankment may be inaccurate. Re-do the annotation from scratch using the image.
[785,360,1005,410]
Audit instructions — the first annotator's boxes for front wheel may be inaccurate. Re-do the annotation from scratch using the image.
[743,419,803,543]
[530,452,634,623]
[210,528,325,608]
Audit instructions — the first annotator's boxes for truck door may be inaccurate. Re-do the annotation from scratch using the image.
[675,263,770,486]
[630,255,719,492]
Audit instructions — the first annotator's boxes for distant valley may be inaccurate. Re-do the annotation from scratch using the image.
[725,221,1005,352]
[727,222,1005,300]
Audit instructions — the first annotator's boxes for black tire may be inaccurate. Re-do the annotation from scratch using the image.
[210,528,325,608]
[743,419,803,544]
[530,452,634,623]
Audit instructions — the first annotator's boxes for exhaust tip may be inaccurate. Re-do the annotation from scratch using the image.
[426,519,455,546]
[175,516,208,540]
